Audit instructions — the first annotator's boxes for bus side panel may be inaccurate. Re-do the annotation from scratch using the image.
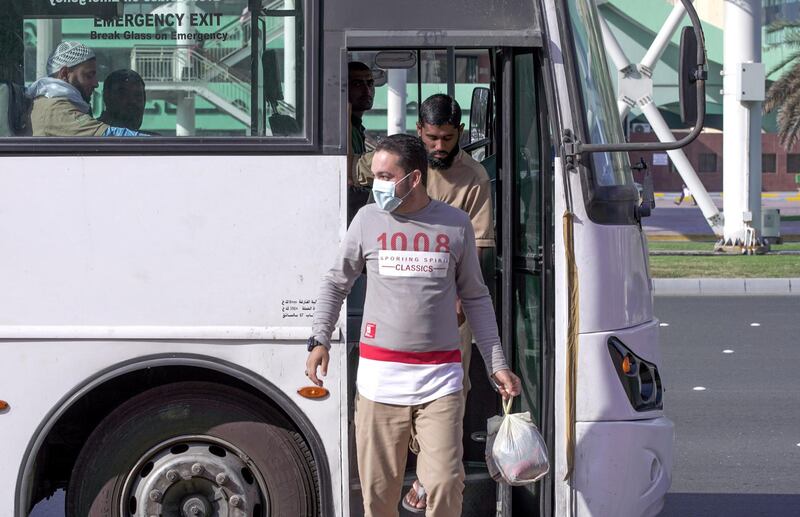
[1,341,348,517]
[0,155,344,327]
[574,417,673,517]
[573,322,672,517]
[576,319,662,422]
[0,155,349,515]
[574,223,654,333]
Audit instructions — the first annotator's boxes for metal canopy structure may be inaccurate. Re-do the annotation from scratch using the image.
[596,0,723,234]
[597,0,767,250]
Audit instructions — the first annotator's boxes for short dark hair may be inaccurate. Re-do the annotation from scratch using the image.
[375,134,428,185]
[419,94,461,127]
[348,61,371,74]
[103,69,144,103]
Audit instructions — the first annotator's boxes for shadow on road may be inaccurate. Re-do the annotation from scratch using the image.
[661,492,800,517]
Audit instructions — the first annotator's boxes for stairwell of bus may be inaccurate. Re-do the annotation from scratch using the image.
[343,47,551,517]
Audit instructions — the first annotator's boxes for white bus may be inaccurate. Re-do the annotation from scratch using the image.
[0,0,707,515]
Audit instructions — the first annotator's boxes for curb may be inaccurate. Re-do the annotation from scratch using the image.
[653,278,800,296]
[646,234,800,242]
[649,250,800,256]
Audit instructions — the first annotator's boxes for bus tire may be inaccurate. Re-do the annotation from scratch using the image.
[66,381,319,517]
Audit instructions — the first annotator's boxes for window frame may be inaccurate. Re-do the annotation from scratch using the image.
[697,152,717,173]
[786,153,800,174]
[0,0,319,155]
[762,153,776,174]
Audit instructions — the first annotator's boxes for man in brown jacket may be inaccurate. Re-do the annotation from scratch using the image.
[28,41,143,137]
[403,94,497,512]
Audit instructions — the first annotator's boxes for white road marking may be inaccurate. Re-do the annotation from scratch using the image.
[659,322,670,327]
[750,323,761,327]
[693,386,707,391]
[723,349,735,354]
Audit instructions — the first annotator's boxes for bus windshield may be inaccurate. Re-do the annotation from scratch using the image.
[565,0,632,187]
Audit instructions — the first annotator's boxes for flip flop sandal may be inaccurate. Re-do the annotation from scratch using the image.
[400,481,427,514]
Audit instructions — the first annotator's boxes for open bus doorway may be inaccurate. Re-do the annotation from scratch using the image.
[344,46,552,517]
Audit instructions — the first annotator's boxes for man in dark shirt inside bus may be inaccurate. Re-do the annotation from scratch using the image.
[98,69,146,132]
[347,61,376,222]
[349,61,374,156]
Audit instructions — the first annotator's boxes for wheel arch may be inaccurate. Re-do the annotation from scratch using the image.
[16,353,334,517]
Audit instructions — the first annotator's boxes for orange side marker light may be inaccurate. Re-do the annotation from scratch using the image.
[298,386,329,399]
[0,400,9,411]
[622,355,633,375]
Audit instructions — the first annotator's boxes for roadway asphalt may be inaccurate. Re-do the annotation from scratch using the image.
[646,192,800,239]
[656,295,800,517]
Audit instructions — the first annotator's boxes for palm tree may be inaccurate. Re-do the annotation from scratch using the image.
[764,20,800,149]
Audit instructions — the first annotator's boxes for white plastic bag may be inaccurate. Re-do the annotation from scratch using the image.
[486,397,549,485]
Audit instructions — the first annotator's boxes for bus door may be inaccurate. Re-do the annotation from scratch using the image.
[493,48,554,516]
[344,46,552,516]
[464,47,552,516]
[344,47,504,516]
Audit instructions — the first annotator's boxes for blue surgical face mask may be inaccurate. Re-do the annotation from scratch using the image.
[372,172,414,212]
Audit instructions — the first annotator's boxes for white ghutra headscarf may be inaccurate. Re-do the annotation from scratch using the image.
[25,42,97,113]
[46,41,96,76]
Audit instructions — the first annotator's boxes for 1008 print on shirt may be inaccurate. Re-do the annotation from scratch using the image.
[376,231,450,278]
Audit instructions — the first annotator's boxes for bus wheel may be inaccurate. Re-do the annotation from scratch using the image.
[66,381,319,517]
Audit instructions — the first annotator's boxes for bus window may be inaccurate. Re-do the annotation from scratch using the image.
[0,0,305,138]
[565,0,631,187]
[348,49,491,142]
[507,50,546,509]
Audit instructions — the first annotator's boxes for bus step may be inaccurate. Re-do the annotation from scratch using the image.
[349,461,496,516]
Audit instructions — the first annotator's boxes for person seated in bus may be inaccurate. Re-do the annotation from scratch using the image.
[403,93,496,512]
[27,41,144,137]
[306,133,521,517]
[349,61,375,157]
[347,61,376,223]
[98,69,146,132]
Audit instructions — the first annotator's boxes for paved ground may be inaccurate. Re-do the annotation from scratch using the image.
[646,192,800,239]
[656,295,800,517]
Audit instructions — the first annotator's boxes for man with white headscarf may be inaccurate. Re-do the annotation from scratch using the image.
[27,41,143,137]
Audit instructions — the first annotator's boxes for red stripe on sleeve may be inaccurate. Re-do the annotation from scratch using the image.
[359,342,461,364]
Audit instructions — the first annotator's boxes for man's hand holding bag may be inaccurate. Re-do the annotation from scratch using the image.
[486,396,550,485]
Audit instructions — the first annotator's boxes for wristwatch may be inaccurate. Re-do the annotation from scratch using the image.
[307,336,325,352]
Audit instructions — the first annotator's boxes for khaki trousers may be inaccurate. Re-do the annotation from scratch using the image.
[408,321,473,454]
[355,391,465,517]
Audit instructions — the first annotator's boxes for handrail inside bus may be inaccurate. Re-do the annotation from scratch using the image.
[463,137,492,153]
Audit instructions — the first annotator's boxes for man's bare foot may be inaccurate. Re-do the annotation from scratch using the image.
[401,480,426,513]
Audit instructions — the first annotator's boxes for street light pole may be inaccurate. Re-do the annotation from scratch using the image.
[722,0,765,250]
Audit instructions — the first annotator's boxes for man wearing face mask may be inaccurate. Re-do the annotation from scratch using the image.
[27,41,144,137]
[306,134,520,517]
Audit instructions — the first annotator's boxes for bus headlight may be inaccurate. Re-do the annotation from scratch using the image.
[607,337,663,411]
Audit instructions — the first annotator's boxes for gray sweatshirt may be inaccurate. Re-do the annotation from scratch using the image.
[312,200,508,403]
